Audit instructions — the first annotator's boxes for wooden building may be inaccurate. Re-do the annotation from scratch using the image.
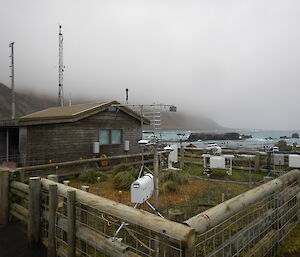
[0,101,149,166]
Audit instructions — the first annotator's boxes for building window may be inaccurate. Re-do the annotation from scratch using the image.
[99,129,122,145]
[99,130,110,145]
[111,129,121,144]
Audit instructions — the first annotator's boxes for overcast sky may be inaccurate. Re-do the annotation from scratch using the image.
[1,0,300,130]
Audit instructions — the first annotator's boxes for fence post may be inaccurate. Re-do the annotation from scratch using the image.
[183,230,195,257]
[255,152,260,173]
[180,146,184,169]
[28,176,41,248]
[48,174,59,182]
[63,180,70,186]
[169,208,185,223]
[80,186,89,253]
[0,169,10,225]
[184,246,195,257]
[67,190,76,257]
[48,184,57,257]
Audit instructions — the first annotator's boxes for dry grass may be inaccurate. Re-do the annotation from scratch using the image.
[70,178,208,205]
[69,176,247,219]
[69,165,251,219]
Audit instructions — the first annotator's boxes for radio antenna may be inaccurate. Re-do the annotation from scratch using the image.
[9,42,15,119]
[126,88,129,104]
[58,24,64,106]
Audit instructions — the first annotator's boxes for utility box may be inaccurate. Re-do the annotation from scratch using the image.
[124,140,130,152]
[210,156,226,169]
[93,142,100,154]
[131,173,154,204]
[289,154,300,168]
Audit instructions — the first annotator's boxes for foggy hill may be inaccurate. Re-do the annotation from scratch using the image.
[0,83,57,120]
[160,111,223,130]
[0,83,223,130]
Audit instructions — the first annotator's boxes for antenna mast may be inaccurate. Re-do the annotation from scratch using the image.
[58,25,64,106]
[125,88,129,104]
[9,42,15,119]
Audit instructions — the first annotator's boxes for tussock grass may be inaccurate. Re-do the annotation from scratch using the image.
[112,165,138,190]
[161,181,179,192]
[160,170,189,193]
[112,164,135,175]
[160,170,189,185]
[79,170,108,183]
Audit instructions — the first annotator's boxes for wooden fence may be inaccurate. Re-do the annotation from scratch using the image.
[179,147,292,173]
[1,165,300,257]
[7,146,295,184]
[0,169,195,257]
[15,152,154,181]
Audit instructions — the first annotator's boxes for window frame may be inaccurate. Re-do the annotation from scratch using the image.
[111,129,122,145]
[99,129,123,145]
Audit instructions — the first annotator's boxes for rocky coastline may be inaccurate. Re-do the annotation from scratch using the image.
[187,132,252,142]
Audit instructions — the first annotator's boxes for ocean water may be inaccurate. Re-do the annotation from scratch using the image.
[143,130,300,150]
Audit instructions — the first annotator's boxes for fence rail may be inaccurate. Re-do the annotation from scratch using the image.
[11,152,154,181]
[185,169,300,257]
[1,162,300,256]
[180,147,293,174]
[2,146,293,183]
[1,170,194,257]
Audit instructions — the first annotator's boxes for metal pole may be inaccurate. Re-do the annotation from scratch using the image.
[9,42,15,120]
[207,175,211,204]
[180,140,184,169]
[249,158,252,185]
[153,146,159,210]
[125,88,129,104]
[140,106,145,169]
[153,145,159,257]
[58,25,64,107]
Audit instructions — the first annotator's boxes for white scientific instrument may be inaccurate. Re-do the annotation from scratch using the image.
[131,173,154,204]
[202,146,234,175]
[289,154,300,168]
[164,144,179,170]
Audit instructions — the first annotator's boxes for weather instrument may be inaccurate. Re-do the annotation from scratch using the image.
[202,146,234,175]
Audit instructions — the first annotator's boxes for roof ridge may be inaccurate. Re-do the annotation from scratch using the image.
[72,102,109,116]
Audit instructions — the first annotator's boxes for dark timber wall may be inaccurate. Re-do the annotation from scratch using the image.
[0,129,6,159]
[23,110,142,164]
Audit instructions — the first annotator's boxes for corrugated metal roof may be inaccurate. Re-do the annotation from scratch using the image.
[20,102,115,121]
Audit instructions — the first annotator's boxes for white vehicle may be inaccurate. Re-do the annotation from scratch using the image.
[206,143,218,150]
[272,146,279,152]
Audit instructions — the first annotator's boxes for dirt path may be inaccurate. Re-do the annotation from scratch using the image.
[0,222,46,257]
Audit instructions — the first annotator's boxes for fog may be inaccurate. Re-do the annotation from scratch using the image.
[0,0,300,130]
